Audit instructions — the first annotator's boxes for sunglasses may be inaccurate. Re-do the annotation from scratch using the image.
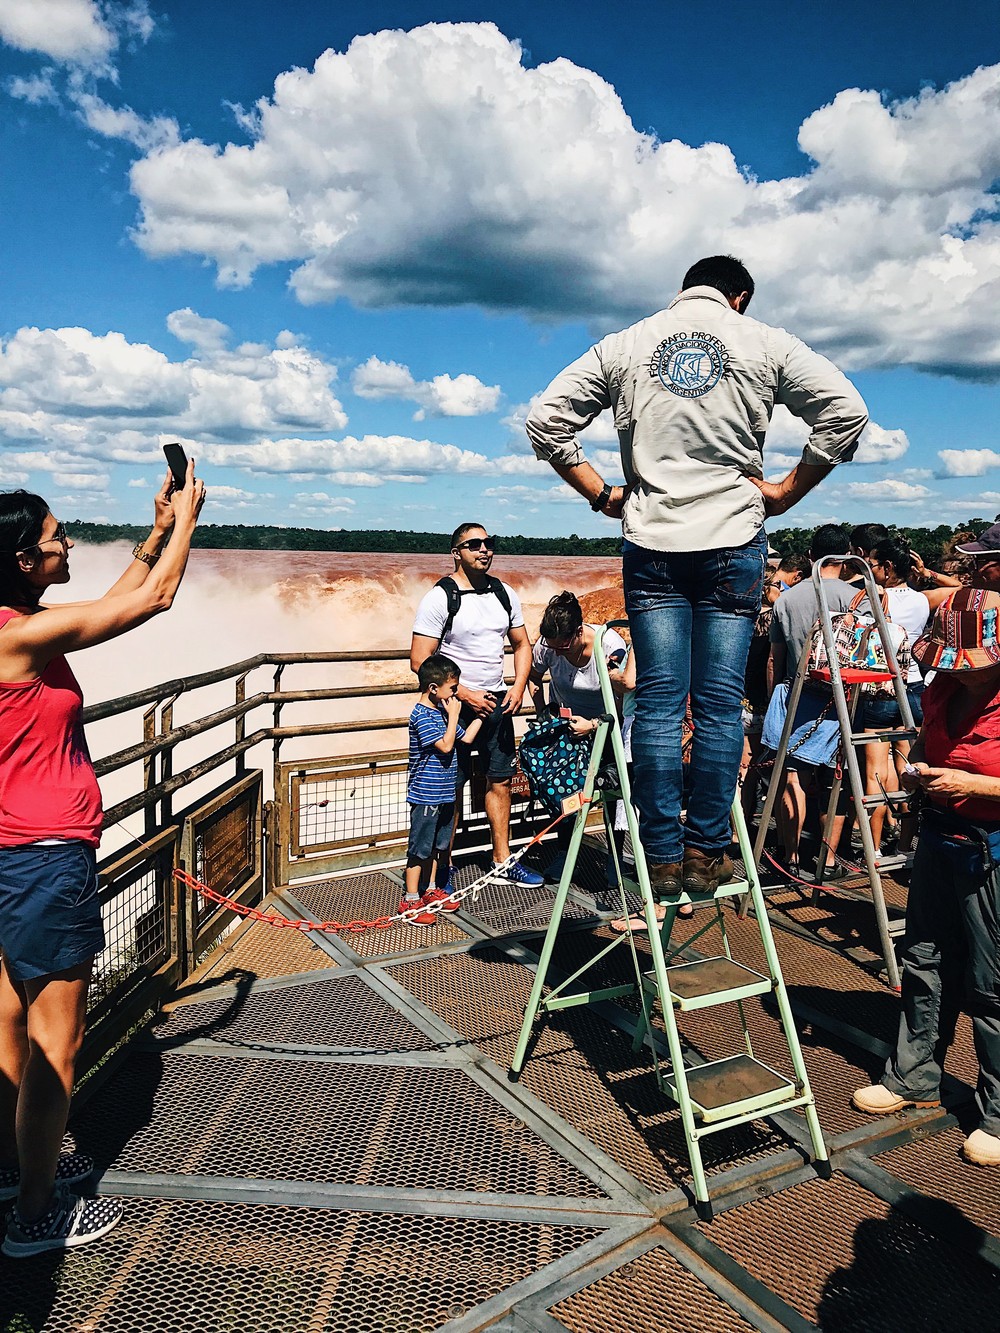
[455,536,496,553]
[18,521,68,555]
[973,554,1000,567]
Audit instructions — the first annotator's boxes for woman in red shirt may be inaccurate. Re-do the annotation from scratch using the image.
[853,587,1000,1167]
[0,465,205,1256]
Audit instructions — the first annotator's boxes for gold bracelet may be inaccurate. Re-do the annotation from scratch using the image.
[132,542,158,567]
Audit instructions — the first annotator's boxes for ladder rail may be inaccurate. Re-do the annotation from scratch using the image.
[509,621,830,1212]
[811,557,906,989]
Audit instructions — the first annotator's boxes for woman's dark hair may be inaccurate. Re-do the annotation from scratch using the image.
[540,590,583,642]
[872,539,913,581]
[0,490,49,608]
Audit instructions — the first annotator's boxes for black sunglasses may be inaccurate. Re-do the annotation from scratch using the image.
[16,521,68,555]
[456,536,496,553]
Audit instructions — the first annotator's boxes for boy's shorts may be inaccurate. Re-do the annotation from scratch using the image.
[0,842,105,981]
[458,695,516,782]
[407,803,457,861]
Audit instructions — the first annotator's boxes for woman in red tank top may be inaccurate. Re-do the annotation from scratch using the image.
[0,465,205,1257]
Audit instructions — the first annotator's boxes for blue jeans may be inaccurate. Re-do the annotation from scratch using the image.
[623,531,766,863]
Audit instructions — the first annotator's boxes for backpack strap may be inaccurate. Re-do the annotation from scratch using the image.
[432,575,515,644]
[434,577,463,642]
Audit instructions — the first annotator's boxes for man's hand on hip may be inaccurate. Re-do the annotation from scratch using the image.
[600,485,629,519]
[748,477,794,517]
[458,684,496,718]
[748,461,834,517]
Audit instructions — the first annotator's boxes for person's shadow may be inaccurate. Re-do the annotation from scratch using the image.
[818,1191,1000,1330]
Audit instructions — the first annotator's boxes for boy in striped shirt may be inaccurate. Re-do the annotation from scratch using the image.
[403,654,483,924]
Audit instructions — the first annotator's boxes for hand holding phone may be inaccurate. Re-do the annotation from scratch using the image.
[606,648,627,669]
[163,442,188,491]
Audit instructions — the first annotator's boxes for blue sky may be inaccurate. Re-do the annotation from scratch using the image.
[1,0,999,538]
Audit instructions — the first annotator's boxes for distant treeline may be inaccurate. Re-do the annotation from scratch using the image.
[65,519,994,563]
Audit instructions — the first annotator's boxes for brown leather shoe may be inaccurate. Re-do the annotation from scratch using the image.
[682,848,734,893]
[649,862,683,896]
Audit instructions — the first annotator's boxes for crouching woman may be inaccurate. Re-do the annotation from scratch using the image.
[0,465,205,1256]
[852,588,1000,1167]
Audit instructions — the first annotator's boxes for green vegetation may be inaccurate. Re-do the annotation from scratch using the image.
[65,519,996,563]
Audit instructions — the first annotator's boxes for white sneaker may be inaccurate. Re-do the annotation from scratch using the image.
[851,1084,940,1115]
[963,1128,1000,1166]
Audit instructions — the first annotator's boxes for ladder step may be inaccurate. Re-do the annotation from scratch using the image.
[872,852,913,871]
[859,792,909,808]
[849,728,918,745]
[643,956,773,1011]
[618,877,751,905]
[670,1054,799,1124]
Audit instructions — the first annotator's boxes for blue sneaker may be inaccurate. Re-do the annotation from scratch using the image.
[492,859,544,888]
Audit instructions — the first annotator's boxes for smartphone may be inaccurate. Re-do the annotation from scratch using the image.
[163,442,188,490]
[606,649,627,669]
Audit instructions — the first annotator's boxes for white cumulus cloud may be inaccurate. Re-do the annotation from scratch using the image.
[937,448,1000,477]
[843,479,932,503]
[125,25,1000,376]
[351,356,500,419]
[0,317,348,461]
[0,0,114,66]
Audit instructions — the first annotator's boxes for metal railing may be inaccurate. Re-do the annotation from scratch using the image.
[80,648,544,1071]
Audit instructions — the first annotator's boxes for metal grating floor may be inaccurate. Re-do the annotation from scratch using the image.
[153,972,436,1051]
[289,872,471,957]
[702,1171,1000,1329]
[552,1241,757,1332]
[0,1194,601,1333]
[9,861,999,1333]
[72,1049,607,1197]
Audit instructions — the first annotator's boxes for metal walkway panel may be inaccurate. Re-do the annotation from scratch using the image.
[72,1049,608,1197]
[290,873,470,957]
[551,1242,757,1333]
[0,1194,601,1333]
[152,973,435,1051]
[702,1172,1000,1328]
[194,917,335,984]
[390,951,791,1192]
[876,1125,1000,1236]
[451,867,594,936]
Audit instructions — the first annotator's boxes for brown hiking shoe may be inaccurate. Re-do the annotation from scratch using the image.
[649,862,683,896]
[682,848,734,893]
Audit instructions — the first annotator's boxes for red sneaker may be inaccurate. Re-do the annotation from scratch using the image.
[423,887,459,913]
[398,896,437,926]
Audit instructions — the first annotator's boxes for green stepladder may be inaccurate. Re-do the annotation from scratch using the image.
[509,622,829,1218]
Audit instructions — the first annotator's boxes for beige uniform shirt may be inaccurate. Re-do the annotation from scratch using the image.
[525,286,868,552]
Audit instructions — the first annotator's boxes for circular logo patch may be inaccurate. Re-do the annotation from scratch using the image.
[655,336,726,398]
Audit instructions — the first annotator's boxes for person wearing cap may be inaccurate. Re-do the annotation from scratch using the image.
[955,523,1000,593]
[853,588,1000,1166]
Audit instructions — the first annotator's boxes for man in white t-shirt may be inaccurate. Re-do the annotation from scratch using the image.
[410,522,542,888]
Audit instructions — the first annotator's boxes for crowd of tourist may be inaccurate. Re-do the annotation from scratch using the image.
[1,250,998,1272]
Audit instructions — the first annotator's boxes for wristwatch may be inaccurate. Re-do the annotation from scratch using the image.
[590,482,613,512]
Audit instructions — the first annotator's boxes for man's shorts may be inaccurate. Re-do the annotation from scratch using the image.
[459,694,517,782]
[407,803,457,861]
[0,842,105,981]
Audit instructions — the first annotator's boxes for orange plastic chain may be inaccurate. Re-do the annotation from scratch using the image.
[173,799,586,935]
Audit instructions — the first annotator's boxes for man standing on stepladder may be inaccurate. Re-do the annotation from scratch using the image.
[526,255,868,898]
[411,523,543,890]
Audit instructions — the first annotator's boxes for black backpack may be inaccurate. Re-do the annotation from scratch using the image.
[434,575,514,643]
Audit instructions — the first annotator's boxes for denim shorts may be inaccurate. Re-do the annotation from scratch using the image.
[407,803,456,861]
[861,682,925,730]
[459,695,517,781]
[0,842,105,981]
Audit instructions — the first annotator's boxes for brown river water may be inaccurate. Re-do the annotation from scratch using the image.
[55,546,625,820]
